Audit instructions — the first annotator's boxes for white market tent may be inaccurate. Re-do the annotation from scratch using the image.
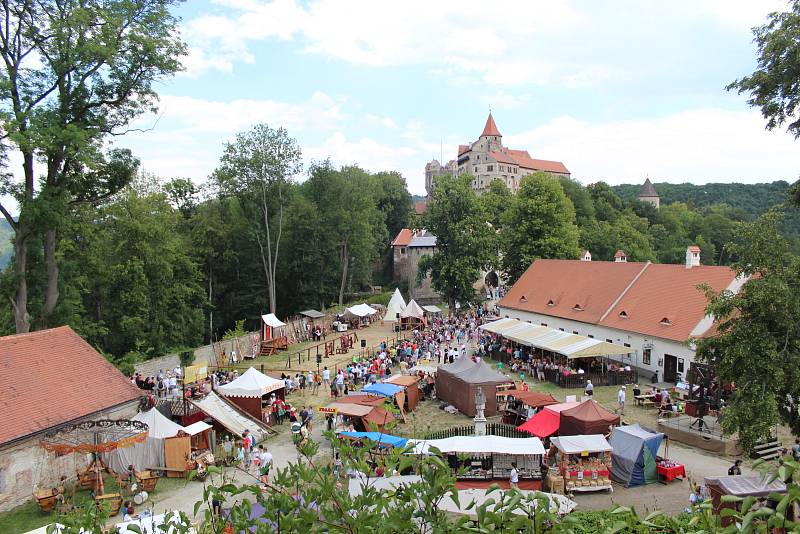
[345,303,379,318]
[408,435,546,456]
[383,288,407,322]
[190,391,270,444]
[183,421,213,436]
[261,313,286,328]
[400,299,425,320]
[422,305,442,314]
[218,367,284,397]
[479,318,635,358]
[104,408,184,473]
[550,434,613,454]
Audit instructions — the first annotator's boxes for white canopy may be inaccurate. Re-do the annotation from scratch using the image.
[400,299,425,319]
[190,391,270,443]
[408,435,545,456]
[218,367,285,397]
[104,409,184,473]
[261,313,286,328]
[383,288,407,322]
[183,421,212,436]
[408,364,439,374]
[422,305,442,314]
[346,303,378,318]
[550,434,613,454]
[479,317,522,334]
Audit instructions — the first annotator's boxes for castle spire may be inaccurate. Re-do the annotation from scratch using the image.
[481,112,502,137]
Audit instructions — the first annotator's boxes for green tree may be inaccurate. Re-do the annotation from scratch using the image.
[478,178,512,230]
[501,173,581,282]
[696,210,800,452]
[418,173,492,310]
[213,124,302,314]
[0,0,185,333]
[728,1,800,138]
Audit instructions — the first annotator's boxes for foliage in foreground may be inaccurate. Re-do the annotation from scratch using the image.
[49,435,800,533]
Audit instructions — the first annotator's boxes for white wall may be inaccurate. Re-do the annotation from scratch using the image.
[498,306,696,382]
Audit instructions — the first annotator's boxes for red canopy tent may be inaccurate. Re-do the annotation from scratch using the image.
[518,408,560,438]
[558,400,620,436]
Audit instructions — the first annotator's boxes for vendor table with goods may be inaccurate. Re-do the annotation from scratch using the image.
[549,435,614,493]
[656,460,685,483]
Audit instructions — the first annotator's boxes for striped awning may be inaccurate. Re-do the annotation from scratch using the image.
[479,317,521,334]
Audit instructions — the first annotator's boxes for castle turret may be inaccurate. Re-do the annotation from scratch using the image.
[637,178,660,209]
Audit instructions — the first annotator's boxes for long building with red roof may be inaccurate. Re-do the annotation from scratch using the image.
[497,246,747,383]
[425,113,570,196]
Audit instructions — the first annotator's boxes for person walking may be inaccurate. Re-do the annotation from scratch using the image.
[509,462,519,489]
[322,367,331,396]
[242,430,253,468]
[258,446,273,485]
[617,386,626,415]
[728,459,743,475]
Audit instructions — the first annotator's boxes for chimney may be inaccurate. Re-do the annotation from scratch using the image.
[614,250,627,263]
[581,250,592,262]
[686,245,701,269]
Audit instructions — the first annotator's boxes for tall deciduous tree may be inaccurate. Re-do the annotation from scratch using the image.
[501,173,581,282]
[0,0,185,332]
[213,124,302,314]
[728,1,800,138]
[417,173,492,310]
[696,210,800,452]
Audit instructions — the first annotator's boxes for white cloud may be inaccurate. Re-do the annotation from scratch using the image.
[504,109,800,185]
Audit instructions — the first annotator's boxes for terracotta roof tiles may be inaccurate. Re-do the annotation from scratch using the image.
[0,326,142,445]
[481,113,502,137]
[391,229,413,247]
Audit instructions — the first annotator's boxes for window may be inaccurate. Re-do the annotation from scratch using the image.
[400,247,406,255]
[643,348,651,365]
[573,331,579,335]
[541,323,548,327]
[558,328,564,332]
[618,311,628,318]
[547,299,555,307]
[487,165,494,171]
[588,334,594,338]
[624,343,631,348]
[606,339,613,344]
[660,317,672,326]
[573,304,584,311]
[474,166,478,173]
[678,358,685,373]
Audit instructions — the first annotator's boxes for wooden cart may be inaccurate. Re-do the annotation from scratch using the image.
[135,470,160,493]
[33,487,62,512]
[95,493,123,515]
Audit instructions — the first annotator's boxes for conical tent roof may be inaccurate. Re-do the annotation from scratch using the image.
[384,288,407,322]
[218,367,285,397]
[453,360,510,384]
[558,399,620,436]
[439,357,475,375]
[401,299,425,319]
[133,408,184,439]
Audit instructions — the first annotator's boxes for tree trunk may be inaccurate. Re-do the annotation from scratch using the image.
[208,267,213,343]
[338,241,349,306]
[10,222,30,333]
[260,182,277,313]
[42,229,59,326]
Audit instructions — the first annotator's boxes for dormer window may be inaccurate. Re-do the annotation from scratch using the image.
[618,311,628,319]
[519,295,528,303]
[660,317,672,326]
[573,304,584,311]
[547,299,555,307]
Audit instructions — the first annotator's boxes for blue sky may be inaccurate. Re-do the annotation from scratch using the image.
[118,0,800,195]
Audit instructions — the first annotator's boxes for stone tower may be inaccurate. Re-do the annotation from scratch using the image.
[637,178,660,209]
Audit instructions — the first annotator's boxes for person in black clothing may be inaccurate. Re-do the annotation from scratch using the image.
[728,459,742,475]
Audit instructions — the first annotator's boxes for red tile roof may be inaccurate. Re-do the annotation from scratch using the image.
[391,228,413,247]
[601,264,737,341]
[481,113,502,137]
[414,200,427,215]
[0,326,142,445]
[506,149,569,174]
[458,144,470,156]
[499,259,739,342]
[501,259,648,324]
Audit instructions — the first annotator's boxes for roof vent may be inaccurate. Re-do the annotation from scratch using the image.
[614,250,627,263]
[660,317,672,326]
[546,299,555,307]
[618,311,628,319]
[573,304,584,311]
[581,250,592,262]
[520,295,528,303]
[686,245,701,269]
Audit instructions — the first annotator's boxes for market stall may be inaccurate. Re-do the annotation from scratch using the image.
[517,401,580,438]
[344,303,379,328]
[435,360,513,417]
[408,435,546,490]
[259,313,288,355]
[327,402,396,433]
[383,288,407,323]
[338,431,409,448]
[400,299,426,330]
[498,389,559,425]
[704,475,789,527]
[385,374,422,411]
[549,435,614,493]
[217,366,285,421]
[558,400,620,436]
[609,424,664,487]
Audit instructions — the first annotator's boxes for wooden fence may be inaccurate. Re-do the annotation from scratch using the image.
[424,423,529,440]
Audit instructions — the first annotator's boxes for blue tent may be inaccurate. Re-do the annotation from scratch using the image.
[363,383,403,397]
[609,424,664,487]
[338,431,408,448]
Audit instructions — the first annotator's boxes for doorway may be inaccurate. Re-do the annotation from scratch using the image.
[664,354,678,383]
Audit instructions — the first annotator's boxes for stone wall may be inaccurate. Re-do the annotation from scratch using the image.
[0,399,140,512]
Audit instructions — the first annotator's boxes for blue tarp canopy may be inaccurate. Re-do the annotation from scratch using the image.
[363,383,403,397]
[338,431,408,448]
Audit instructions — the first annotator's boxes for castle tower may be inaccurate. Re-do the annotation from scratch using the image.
[637,178,660,209]
[480,112,502,152]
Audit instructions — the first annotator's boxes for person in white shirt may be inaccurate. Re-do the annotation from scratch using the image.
[322,367,331,392]
[258,446,273,484]
[509,462,519,489]
[617,386,626,415]
[173,365,182,378]
[585,380,594,397]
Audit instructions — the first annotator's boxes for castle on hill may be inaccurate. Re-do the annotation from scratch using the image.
[424,113,570,196]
